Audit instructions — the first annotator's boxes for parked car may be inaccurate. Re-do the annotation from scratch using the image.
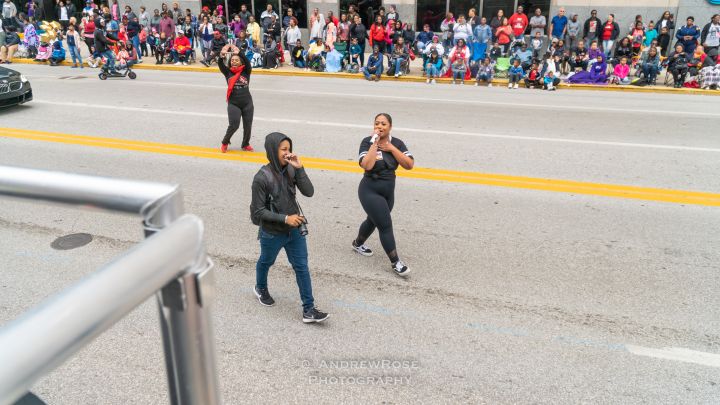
[0,66,33,108]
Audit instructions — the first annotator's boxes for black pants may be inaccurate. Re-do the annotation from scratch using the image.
[356,177,398,262]
[671,66,688,85]
[222,99,254,147]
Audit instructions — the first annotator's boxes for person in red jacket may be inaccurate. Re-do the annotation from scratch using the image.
[509,5,528,40]
[170,30,191,65]
[370,15,387,53]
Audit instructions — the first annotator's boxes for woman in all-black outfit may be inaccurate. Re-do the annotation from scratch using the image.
[352,113,415,277]
[218,43,255,152]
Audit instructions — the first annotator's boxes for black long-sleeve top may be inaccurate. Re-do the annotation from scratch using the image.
[218,52,252,106]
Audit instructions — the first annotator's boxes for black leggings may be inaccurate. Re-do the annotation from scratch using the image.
[355,177,398,263]
[223,99,254,147]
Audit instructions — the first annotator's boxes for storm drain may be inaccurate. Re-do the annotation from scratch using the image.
[50,233,93,250]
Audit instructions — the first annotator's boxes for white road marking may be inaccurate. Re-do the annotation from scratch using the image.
[626,345,720,368]
[28,100,720,153]
[28,75,720,118]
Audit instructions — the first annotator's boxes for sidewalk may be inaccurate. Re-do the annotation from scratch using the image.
[9,57,720,96]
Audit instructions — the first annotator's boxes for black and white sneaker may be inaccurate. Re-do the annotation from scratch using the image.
[352,240,374,257]
[253,286,275,306]
[303,307,329,323]
[391,260,410,277]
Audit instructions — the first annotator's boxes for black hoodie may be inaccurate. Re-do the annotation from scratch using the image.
[250,132,314,235]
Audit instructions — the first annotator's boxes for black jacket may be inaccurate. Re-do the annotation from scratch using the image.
[250,133,314,235]
[583,17,602,38]
[210,37,227,53]
[350,23,367,42]
[94,27,118,53]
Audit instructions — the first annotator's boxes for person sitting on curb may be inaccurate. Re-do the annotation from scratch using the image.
[475,57,495,87]
[524,62,542,88]
[363,44,383,81]
[291,39,305,68]
[507,59,524,89]
[544,70,559,90]
[424,48,443,84]
[388,36,409,77]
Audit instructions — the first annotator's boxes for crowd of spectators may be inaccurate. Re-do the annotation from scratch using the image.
[1,1,719,90]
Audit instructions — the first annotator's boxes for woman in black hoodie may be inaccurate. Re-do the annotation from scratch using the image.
[218,43,254,152]
[250,132,328,323]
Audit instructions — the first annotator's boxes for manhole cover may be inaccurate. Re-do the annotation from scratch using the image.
[50,233,93,250]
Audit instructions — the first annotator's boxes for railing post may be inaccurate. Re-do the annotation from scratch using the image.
[145,223,221,405]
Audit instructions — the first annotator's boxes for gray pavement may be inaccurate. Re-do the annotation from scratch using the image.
[1,65,719,404]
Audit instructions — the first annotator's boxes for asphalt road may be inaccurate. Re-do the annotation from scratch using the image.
[1,65,719,404]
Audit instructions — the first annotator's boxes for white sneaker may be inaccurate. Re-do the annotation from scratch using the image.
[182,62,188,65]
[488,83,492,87]
[352,241,374,257]
[426,78,430,84]
[431,79,436,84]
[394,73,399,78]
[508,83,512,89]
[391,260,410,277]
[474,82,478,86]
[514,83,519,89]
[174,62,181,65]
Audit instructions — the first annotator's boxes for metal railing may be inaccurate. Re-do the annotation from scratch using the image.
[0,166,220,405]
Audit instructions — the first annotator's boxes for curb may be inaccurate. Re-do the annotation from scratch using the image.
[10,58,720,96]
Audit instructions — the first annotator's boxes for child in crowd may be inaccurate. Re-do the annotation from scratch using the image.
[611,56,631,84]
[524,62,541,88]
[349,37,362,66]
[630,22,645,56]
[531,32,544,60]
[139,28,148,57]
[147,29,157,57]
[49,38,66,66]
[451,54,467,84]
[489,42,502,61]
[508,59,524,89]
[291,39,305,68]
[658,26,671,56]
[544,70,558,90]
[425,48,443,84]
[475,57,494,87]
[643,22,657,48]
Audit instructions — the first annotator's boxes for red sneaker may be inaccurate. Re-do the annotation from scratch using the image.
[221,144,228,153]
[242,145,255,152]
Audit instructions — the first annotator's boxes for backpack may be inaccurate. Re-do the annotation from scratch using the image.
[251,165,295,226]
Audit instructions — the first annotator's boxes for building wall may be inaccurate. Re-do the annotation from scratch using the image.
[121,0,202,16]
[550,0,718,39]
[388,0,417,29]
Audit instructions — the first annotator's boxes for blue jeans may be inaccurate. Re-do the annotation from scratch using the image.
[256,228,315,311]
[100,50,116,72]
[425,64,440,77]
[393,57,405,75]
[363,65,382,79]
[69,45,82,65]
[131,35,142,60]
[602,40,614,58]
[642,64,659,82]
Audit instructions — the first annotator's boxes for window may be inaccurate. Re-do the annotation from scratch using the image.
[340,0,382,27]
[517,0,550,21]
[449,0,479,21]
[282,0,307,28]
[481,0,514,22]
[225,0,252,16]
[416,0,445,32]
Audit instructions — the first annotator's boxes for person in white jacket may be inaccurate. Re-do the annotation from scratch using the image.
[453,15,473,45]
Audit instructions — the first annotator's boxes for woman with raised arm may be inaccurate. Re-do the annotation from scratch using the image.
[218,43,255,152]
[352,113,415,277]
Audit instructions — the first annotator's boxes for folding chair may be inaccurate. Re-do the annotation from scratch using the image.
[494,57,511,78]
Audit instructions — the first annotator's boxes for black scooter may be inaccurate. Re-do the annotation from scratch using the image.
[98,64,137,80]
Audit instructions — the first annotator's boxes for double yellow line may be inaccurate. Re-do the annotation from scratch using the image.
[1,127,719,207]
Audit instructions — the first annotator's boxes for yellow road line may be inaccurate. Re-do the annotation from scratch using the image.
[1,127,719,207]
